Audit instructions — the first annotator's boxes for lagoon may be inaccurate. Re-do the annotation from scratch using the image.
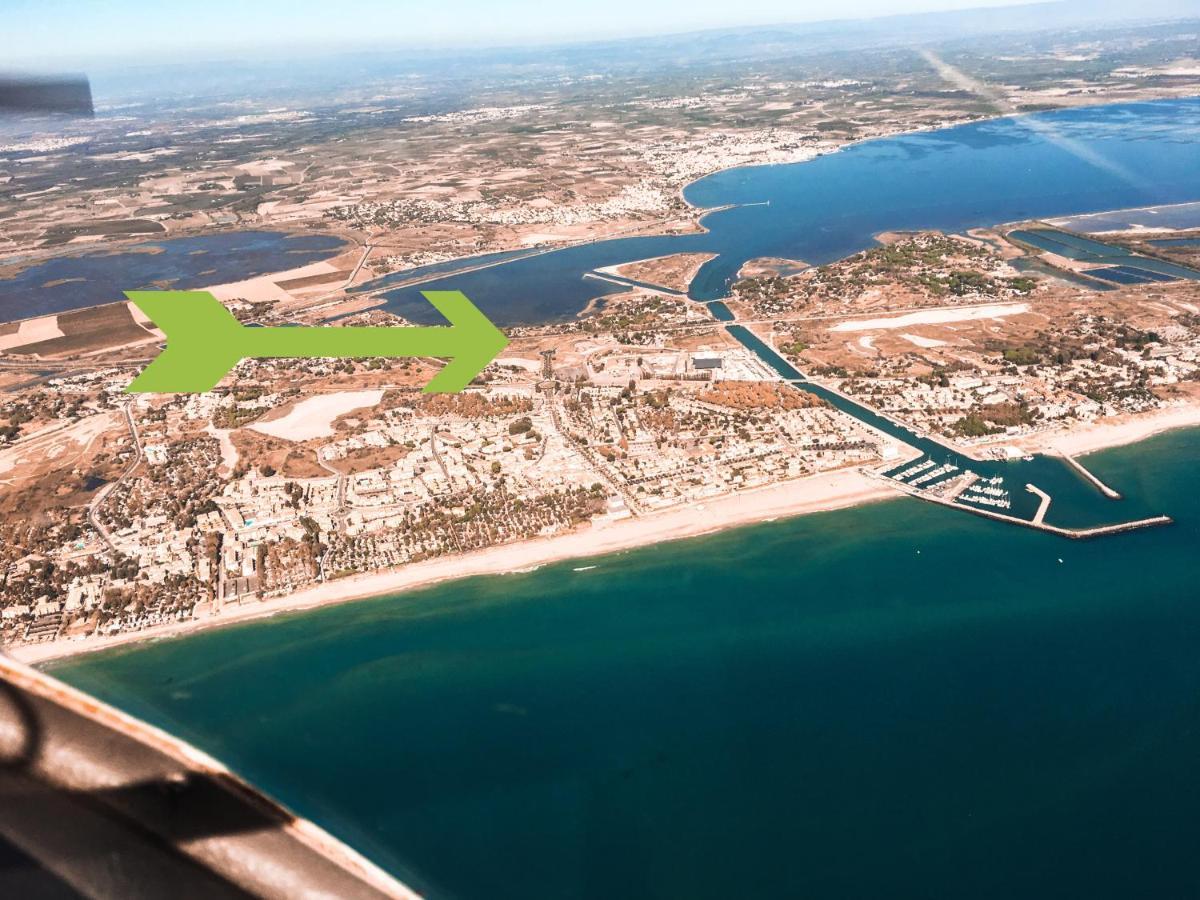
[0,231,347,323]
[373,97,1200,325]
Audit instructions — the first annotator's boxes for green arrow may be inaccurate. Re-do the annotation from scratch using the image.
[125,289,508,394]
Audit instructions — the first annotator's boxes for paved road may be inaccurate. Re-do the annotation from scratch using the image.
[87,403,142,551]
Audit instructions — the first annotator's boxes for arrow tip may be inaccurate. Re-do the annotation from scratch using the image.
[125,291,245,393]
[419,291,508,393]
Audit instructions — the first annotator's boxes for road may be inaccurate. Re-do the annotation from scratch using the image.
[87,402,142,551]
[427,427,464,553]
[545,393,643,515]
[343,242,374,288]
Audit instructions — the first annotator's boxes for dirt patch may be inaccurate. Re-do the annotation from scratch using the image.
[737,257,809,278]
[229,429,327,478]
[322,444,411,475]
[248,390,385,441]
[6,303,154,357]
[0,416,126,515]
[612,252,717,292]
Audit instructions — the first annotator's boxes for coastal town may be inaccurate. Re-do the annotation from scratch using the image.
[0,330,892,646]
[741,230,1200,444]
[4,217,1200,653]
[3,15,1200,657]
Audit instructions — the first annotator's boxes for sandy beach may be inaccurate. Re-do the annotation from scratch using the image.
[10,400,1200,666]
[8,467,896,665]
[1015,402,1200,457]
[830,302,1030,331]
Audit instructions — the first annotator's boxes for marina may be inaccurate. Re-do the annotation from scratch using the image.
[885,470,1171,538]
[723,320,1167,538]
[715,319,1166,535]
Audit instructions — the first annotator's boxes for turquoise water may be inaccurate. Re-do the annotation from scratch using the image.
[380,98,1200,325]
[51,428,1200,899]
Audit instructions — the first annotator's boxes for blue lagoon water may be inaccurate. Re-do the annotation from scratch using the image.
[0,231,347,323]
[375,98,1200,325]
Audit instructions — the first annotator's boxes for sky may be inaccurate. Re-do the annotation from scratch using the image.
[4,0,1048,65]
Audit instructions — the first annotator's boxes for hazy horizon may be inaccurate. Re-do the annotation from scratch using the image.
[3,0,1104,67]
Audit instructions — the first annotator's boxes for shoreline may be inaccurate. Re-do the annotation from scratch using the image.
[1011,403,1200,458]
[10,404,1200,666]
[10,467,896,666]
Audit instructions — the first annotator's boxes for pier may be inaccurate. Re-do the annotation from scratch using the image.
[1059,451,1123,499]
[1026,483,1052,525]
[583,271,685,296]
[879,473,1171,539]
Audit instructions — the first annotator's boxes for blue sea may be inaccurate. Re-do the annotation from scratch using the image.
[50,428,1200,899]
